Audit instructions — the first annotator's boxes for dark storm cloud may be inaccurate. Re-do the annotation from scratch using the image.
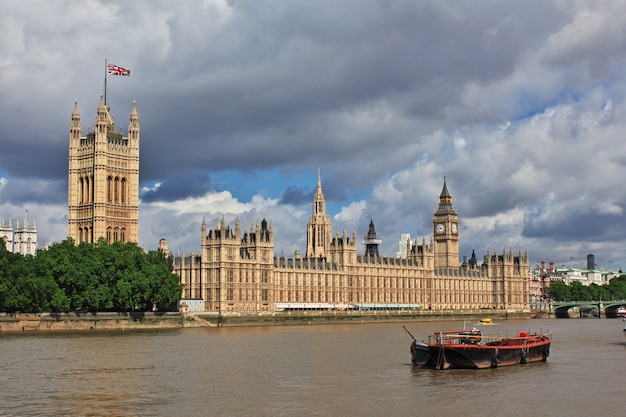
[523,208,626,242]
[130,0,566,186]
[140,172,216,203]
[279,186,313,206]
[4,1,626,269]
[0,177,66,206]
[0,0,568,189]
[0,140,67,185]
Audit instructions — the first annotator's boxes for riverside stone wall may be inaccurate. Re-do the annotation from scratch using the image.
[0,310,534,332]
[195,309,533,327]
[0,312,201,333]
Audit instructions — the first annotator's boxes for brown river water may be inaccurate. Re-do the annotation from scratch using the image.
[0,318,624,416]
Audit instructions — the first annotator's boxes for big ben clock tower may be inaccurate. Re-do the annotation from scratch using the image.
[433,177,459,268]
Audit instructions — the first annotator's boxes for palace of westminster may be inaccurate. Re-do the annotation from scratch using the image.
[62,94,530,313]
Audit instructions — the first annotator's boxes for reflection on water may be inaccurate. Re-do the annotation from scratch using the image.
[1,319,625,416]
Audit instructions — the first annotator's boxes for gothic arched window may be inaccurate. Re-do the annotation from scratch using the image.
[114,177,120,203]
[85,176,90,204]
[79,177,84,204]
[107,176,113,202]
[121,178,127,204]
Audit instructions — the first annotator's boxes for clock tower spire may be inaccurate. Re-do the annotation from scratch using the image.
[433,177,459,268]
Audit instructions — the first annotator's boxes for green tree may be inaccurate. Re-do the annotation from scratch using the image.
[0,242,68,313]
[26,239,182,313]
[547,280,571,301]
[568,281,587,300]
[144,250,182,311]
[607,276,626,300]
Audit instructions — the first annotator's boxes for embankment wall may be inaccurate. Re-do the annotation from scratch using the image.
[0,310,535,333]
[0,312,200,333]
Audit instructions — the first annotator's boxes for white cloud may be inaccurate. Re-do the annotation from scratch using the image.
[335,201,366,225]
[464,207,527,234]
[141,182,161,193]
[147,191,278,216]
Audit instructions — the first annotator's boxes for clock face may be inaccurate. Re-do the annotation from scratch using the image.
[451,223,457,234]
[436,223,445,234]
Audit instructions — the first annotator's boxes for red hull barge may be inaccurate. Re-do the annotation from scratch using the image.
[406,327,551,370]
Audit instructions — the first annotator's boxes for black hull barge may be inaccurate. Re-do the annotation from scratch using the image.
[405,326,551,370]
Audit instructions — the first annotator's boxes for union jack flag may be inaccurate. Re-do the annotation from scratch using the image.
[107,63,131,76]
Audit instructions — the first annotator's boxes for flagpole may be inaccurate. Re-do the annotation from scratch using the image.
[104,57,108,106]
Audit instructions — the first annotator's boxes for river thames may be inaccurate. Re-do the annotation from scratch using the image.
[0,317,624,416]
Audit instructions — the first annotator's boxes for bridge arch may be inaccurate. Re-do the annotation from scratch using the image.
[552,301,626,318]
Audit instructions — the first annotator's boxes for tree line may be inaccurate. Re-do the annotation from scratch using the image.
[0,238,182,313]
[546,275,626,302]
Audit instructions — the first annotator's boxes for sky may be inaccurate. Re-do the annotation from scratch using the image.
[2,0,626,271]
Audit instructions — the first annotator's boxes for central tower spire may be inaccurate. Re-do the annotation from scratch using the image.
[306,168,332,259]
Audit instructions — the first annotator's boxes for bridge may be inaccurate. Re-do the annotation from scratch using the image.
[551,300,626,318]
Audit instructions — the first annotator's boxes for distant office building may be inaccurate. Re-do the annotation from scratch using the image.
[586,254,595,270]
[396,233,411,258]
[67,95,140,244]
[0,216,37,256]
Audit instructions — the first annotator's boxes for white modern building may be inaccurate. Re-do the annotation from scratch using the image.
[396,233,411,258]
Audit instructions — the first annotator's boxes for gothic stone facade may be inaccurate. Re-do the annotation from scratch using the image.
[168,175,530,313]
[67,96,140,244]
[0,217,37,256]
